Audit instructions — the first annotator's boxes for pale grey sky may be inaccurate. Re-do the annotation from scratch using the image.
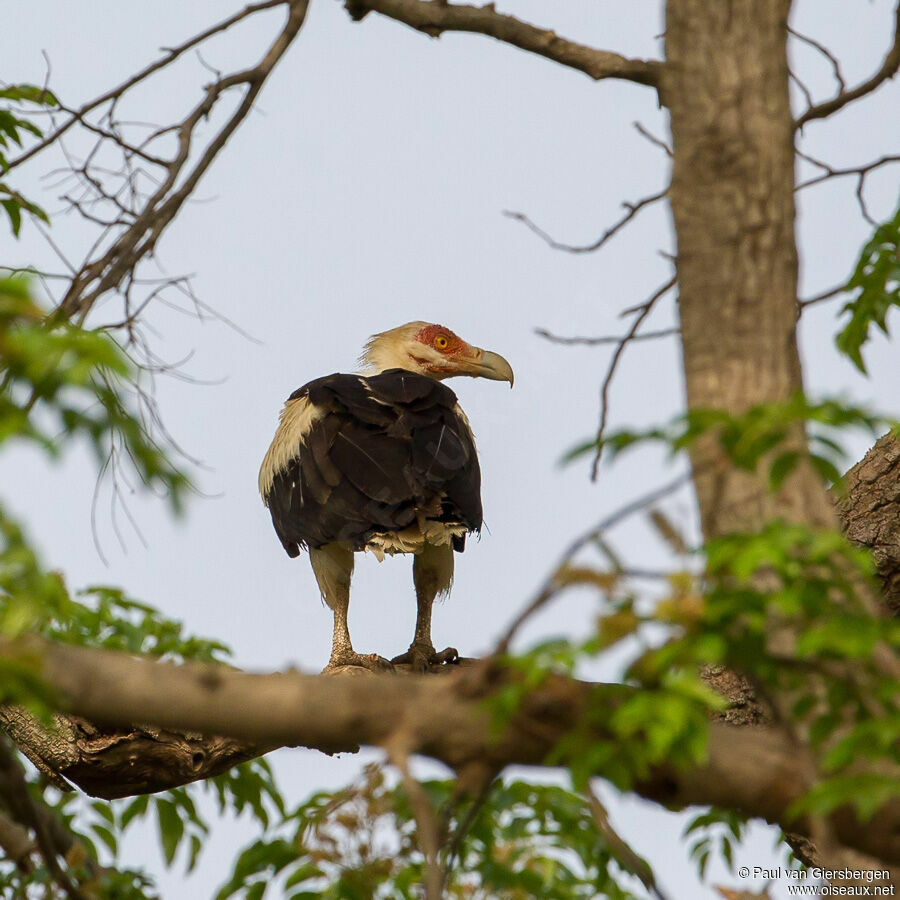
[4,1,900,897]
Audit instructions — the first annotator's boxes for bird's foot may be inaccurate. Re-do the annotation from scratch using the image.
[391,642,459,674]
[322,651,395,675]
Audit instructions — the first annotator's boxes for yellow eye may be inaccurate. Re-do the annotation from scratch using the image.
[434,335,450,350]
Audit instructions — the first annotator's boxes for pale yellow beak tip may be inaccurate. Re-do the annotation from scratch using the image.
[477,349,514,387]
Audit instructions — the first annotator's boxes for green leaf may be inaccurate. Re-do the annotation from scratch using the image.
[769,450,799,489]
[1,199,21,236]
[836,204,900,373]
[0,84,58,106]
[156,798,184,867]
[120,794,150,829]
[91,823,118,858]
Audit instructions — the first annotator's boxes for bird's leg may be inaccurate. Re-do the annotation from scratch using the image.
[310,544,393,673]
[392,542,458,673]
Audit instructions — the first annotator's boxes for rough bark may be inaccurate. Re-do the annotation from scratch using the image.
[837,431,900,614]
[0,706,267,800]
[662,4,900,883]
[0,659,453,799]
[664,0,836,536]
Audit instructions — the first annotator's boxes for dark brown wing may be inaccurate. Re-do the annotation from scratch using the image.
[263,370,482,557]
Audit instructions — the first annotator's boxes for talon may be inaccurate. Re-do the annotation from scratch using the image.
[391,644,460,673]
[434,646,459,665]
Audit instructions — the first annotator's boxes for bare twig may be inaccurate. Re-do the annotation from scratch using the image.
[343,0,662,87]
[56,0,310,321]
[587,785,671,900]
[536,326,678,346]
[492,469,692,656]
[633,120,672,157]
[789,69,815,112]
[504,188,667,255]
[590,275,677,480]
[788,27,846,94]
[795,3,900,128]
[799,284,848,309]
[388,744,444,900]
[4,0,290,172]
[796,150,900,225]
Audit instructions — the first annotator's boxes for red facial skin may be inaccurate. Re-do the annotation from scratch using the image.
[411,324,470,374]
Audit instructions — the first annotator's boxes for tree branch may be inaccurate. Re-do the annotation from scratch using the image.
[587,786,670,900]
[505,188,667,255]
[56,0,310,321]
[590,275,677,480]
[795,2,900,128]
[2,635,900,868]
[535,326,678,346]
[0,705,271,800]
[0,810,34,872]
[342,0,662,87]
[3,0,290,174]
[0,740,87,899]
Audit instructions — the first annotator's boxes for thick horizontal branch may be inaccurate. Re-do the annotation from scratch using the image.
[795,2,900,128]
[3,635,900,868]
[343,0,662,87]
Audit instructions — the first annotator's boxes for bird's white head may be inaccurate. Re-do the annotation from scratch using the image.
[360,321,514,386]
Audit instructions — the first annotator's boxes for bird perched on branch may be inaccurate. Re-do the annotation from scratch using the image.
[259,322,514,673]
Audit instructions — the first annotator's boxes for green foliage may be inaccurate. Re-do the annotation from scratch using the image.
[213,764,645,900]
[546,516,899,825]
[519,389,899,834]
[683,809,747,879]
[0,84,56,235]
[0,272,250,895]
[0,277,192,511]
[565,392,888,490]
[0,504,227,662]
[836,204,900,373]
[0,858,156,900]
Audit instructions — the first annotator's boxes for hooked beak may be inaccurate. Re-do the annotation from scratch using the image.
[459,347,514,387]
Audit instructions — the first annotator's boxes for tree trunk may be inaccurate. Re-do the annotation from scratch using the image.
[664,0,835,535]
[663,5,898,886]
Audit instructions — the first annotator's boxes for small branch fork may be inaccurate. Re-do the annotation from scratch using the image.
[53,0,310,324]
[590,275,677,481]
[2,0,306,369]
[788,27,845,96]
[796,149,900,226]
[795,2,900,129]
[505,188,667,255]
[342,0,663,87]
